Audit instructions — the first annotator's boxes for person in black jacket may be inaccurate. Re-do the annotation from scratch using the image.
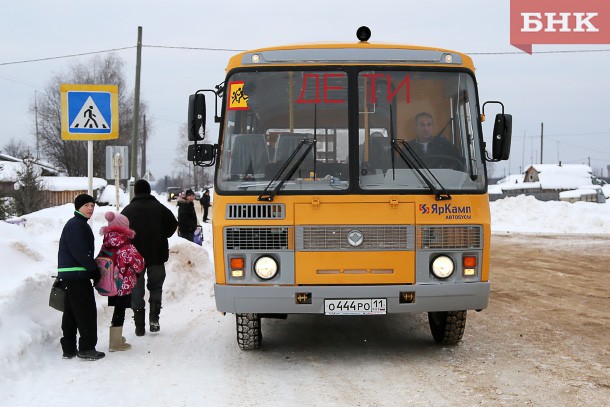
[199,189,211,223]
[121,179,178,336]
[57,193,105,361]
[177,189,198,242]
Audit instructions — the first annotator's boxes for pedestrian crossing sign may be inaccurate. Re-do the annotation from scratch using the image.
[60,84,119,140]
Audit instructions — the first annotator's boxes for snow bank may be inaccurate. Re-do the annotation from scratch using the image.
[490,195,610,234]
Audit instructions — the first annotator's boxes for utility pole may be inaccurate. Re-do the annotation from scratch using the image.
[521,130,525,172]
[140,114,147,178]
[130,26,142,184]
[540,122,544,164]
[34,91,40,160]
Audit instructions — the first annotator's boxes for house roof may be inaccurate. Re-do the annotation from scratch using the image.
[526,164,592,189]
[497,164,594,191]
[39,176,107,191]
[0,155,61,181]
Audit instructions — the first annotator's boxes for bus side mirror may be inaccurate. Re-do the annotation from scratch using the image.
[188,94,206,141]
[492,114,512,161]
[187,144,217,167]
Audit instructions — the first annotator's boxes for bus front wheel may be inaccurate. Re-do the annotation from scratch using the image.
[428,310,466,345]
[236,313,262,350]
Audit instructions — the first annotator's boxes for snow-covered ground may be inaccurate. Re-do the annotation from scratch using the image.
[0,195,608,405]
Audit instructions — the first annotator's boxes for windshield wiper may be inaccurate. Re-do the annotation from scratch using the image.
[258,138,315,202]
[392,140,451,200]
[388,107,451,201]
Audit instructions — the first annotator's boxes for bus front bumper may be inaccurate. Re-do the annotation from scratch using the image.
[214,282,490,314]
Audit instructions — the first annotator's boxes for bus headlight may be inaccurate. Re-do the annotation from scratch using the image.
[254,256,278,280]
[431,255,454,279]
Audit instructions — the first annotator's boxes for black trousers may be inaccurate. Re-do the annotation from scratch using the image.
[61,279,98,353]
[203,206,209,222]
[178,230,194,242]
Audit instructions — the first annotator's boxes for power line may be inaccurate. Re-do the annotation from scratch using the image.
[0,46,136,66]
[143,45,245,52]
[2,44,610,66]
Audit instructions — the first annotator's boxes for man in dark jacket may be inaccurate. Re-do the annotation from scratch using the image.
[199,189,211,223]
[122,179,178,336]
[177,189,198,242]
[402,112,463,170]
[57,193,105,361]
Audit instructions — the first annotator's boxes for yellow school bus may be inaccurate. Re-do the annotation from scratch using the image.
[187,27,511,349]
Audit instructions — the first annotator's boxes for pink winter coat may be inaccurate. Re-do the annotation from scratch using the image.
[98,225,145,296]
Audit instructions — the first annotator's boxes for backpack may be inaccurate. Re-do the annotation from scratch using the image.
[95,249,122,296]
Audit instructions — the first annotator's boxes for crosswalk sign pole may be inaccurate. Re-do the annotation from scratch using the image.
[88,140,93,196]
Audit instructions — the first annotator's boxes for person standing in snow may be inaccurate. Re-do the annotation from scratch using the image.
[121,179,177,336]
[97,212,145,351]
[177,189,198,241]
[199,189,211,223]
[57,193,105,361]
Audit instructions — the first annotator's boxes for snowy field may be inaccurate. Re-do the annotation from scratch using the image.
[0,195,608,405]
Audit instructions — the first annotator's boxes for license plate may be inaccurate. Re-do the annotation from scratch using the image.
[324,299,387,315]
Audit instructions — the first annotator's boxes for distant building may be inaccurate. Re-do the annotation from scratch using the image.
[1,153,107,207]
[0,153,60,196]
[493,163,606,203]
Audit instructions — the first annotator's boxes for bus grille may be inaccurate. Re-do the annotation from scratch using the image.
[225,227,290,250]
[226,204,285,220]
[296,225,415,251]
[417,225,482,249]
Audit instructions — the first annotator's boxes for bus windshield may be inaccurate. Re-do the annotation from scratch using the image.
[217,69,486,194]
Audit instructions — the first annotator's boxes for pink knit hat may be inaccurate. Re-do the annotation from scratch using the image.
[104,211,129,229]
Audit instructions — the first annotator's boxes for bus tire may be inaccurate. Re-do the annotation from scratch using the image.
[428,310,466,345]
[236,313,262,350]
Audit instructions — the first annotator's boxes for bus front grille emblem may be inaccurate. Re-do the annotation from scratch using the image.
[347,230,364,247]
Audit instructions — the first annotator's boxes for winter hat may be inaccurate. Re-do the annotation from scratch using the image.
[134,179,151,195]
[104,211,130,229]
[185,189,195,197]
[74,193,95,211]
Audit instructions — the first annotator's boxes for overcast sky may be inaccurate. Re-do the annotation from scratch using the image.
[2,0,609,180]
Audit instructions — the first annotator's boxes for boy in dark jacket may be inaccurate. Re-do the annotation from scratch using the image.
[57,193,105,361]
[121,179,178,335]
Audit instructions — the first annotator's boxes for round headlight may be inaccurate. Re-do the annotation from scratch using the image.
[254,256,278,280]
[431,255,454,279]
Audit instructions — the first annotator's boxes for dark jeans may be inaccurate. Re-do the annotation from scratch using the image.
[179,230,194,242]
[202,206,209,222]
[131,264,166,310]
[60,279,98,353]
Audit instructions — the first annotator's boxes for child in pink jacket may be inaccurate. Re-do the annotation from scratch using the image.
[98,211,145,352]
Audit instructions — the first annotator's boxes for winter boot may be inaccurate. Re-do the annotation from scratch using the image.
[133,308,146,336]
[77,349,105,361]
[109,326,131,352]
[149,300,161,333]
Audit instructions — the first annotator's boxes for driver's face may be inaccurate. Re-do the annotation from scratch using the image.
[415,116,434,143]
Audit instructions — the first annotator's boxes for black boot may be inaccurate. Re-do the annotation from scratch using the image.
[133,308,146,336]
[149,300,161,333]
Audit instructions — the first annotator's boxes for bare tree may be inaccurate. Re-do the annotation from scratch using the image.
[29,53,149,177]
[2,138,31,159]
